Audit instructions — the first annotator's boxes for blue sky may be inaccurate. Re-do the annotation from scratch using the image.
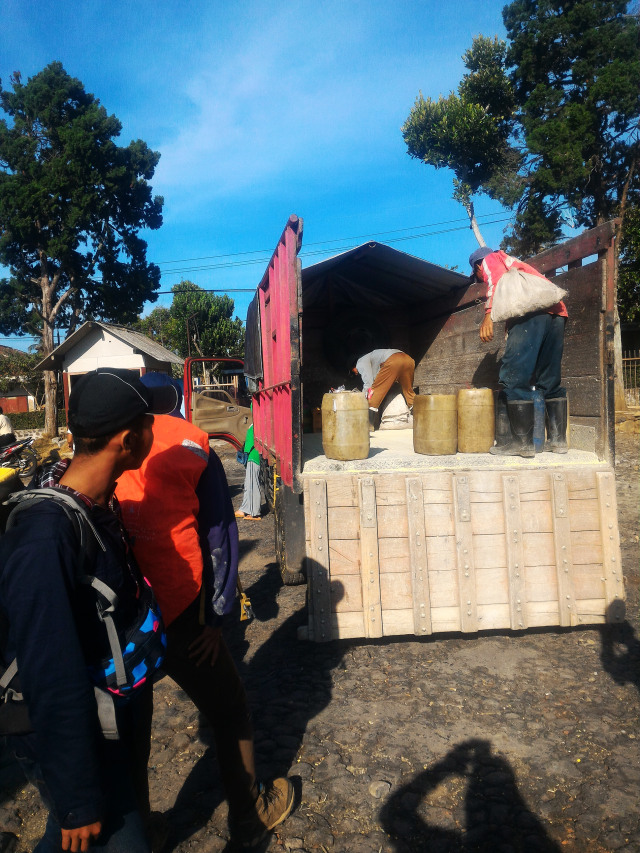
[1,0,511,350]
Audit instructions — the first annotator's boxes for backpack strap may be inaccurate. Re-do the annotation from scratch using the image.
[0,658,21,702]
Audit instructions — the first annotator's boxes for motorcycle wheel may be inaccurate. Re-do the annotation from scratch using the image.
[8,447,38,478]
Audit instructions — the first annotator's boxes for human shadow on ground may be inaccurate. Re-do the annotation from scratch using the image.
[159,561,346,851]
[379,739,561,853]
[599,612,640,696]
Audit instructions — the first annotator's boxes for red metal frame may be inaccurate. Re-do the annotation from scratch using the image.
[251,215,303,490]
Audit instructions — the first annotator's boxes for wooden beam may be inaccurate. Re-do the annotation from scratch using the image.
[550,472,577,627]
[358,477,383,638]
[405,477,432,636]
[503,474,527,630]
[596,471,624,622]
[307,478,333,642]
[453,474,477,632]
[529,220,619,275]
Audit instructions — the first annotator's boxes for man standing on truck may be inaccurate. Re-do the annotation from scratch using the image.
[350,349,416,431]
[116,373,294,850]
[471,247,568,457]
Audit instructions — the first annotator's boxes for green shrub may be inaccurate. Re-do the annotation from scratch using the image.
[11,410,67,430]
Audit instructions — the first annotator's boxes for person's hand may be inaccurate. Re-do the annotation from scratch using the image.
[188,625,222,667]
[61,822,102,852]
[479,314,494,343]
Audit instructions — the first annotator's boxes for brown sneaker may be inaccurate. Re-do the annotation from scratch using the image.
[230,778,295,848]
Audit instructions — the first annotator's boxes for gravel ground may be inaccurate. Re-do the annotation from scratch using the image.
[1,432,638,853]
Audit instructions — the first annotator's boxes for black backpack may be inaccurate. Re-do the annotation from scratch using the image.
[0,485,167,738]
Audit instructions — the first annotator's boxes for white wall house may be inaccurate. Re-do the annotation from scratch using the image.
[38,322,184,414]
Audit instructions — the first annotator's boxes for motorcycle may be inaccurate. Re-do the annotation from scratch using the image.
[0,436,38,478]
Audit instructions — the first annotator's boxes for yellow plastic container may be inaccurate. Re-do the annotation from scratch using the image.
[413,394,457,455]
[457,388,495,453]
[321,392,369,461]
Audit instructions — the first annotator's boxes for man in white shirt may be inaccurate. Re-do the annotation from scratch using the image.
[0,407,15,448]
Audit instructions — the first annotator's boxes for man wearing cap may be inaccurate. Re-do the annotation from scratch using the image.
[0,368,176,852]
[470,247,568,457]
[116,373,294,850]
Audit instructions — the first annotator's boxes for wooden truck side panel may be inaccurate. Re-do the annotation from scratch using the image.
[302,466,623,642]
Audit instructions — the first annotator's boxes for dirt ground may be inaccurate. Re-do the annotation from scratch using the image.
[0,432,638,852]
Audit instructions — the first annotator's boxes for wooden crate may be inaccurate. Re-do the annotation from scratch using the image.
[301,466,623,642]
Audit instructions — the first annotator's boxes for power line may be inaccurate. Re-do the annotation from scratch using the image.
[157,216,513,283]
[155,212,511,268]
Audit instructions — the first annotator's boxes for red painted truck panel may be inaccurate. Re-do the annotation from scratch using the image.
[251,215,303,490]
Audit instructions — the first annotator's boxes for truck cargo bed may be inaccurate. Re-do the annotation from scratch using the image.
[300,436,622,641]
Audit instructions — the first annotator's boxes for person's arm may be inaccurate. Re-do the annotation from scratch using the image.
[355,355,375,395]
[194,451,239,626]
[1,507,104,832]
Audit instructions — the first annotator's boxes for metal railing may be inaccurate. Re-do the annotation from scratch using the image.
[622,350,640,408]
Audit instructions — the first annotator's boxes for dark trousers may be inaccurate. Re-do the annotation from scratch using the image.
[138,597,257,818]
[499,313,566,401]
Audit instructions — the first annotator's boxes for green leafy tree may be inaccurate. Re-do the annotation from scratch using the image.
[0,62,163,435]
[618,201,640,325]
[402,35,520,245]
[503,0,640,254]
[403,1,639,255]
[0,348,45,408]
[137,281,245,359]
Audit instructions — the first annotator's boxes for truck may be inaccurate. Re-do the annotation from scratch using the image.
[242,215,624,641]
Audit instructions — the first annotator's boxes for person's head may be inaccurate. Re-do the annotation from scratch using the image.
[0,407,3,415]
[68,368,179,470]
[347,356,359,378]
[139,371,183,417]
[469,247,494,282]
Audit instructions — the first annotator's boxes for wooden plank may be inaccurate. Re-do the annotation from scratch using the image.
[381,609,416,637]
[453,474,477,632]
[530,220,618,274]
[375,476,411,505]
[423,471,456,492]
[307,478,333,642]
[424,502,455,537]
[568,499,600,531]
[475,567,509,605]
[377,504,409,538]
[327,506,360,539]
[571,530,603,565]
[551,472,577,627]
[431,606,462,632]
[326,477,358,507]
[379,537,410,561]
[468,471,504,496]
[331,574,363,612]
[523,532,555,566]
[328,539,360,574]
[526,601,561,627]
[477,603,511,630]
[573,565,606,601]
[380,572,412,611]
[406,477,432,636]
[332,611,366,639]
[503,473,528,630]
[521,501,553,534]
[596,470,625,614]
[473,534,507,569]
[470,501,505,535]
[524,565,559,602]
[428,571,459,607]
[358,477,382,638]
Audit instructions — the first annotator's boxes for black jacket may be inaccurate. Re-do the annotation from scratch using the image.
[0,497,143,829]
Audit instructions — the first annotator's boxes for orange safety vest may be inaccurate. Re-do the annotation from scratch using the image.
[116,415,210,626]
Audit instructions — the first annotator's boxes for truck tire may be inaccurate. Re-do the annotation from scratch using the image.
[260,458,275,512]
[274,480,307,586]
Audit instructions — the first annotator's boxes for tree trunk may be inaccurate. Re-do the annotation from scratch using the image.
[466,199,486,247]
[41,275,58,438]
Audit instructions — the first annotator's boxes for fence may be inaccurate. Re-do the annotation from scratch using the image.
[622,350,640,408]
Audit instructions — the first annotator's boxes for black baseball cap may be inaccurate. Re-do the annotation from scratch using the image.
[68,368,179,437]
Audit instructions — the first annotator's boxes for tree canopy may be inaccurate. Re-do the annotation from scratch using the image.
[0,62,163,433]
[136,281,245,359]
[402,0,640,256]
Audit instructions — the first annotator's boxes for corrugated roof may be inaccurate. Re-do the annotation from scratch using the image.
[37,322,184,370]
[301,242,470,309]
